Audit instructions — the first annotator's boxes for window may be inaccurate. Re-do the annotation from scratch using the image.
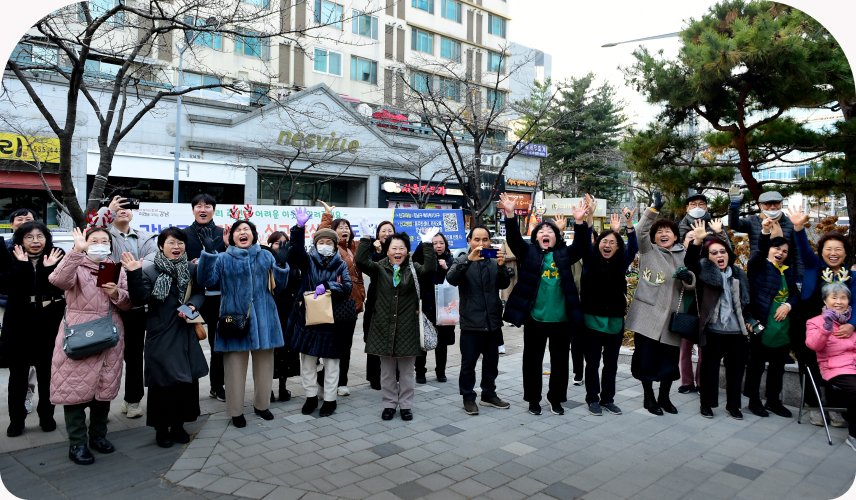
[240,0,270,7]
[411,28,434,55]
[487,89,504,109]
[488,14,506,38]
[235,29,270,59]
[78,0,123,26]
[411,0,434,14]
[410,72,433,94]
[439,77,459,101]
[11,43,59,67]
[314,0,343,29]
[314,47,342,76]
[440,38,461,62]
[441,0,461,22]
[350,56,378,84]
[84,59,122,77]
[182,73,221,91]
[487,52,504,73]
[183,16,222,50]
[351,10,378,40]
[251,85,270,106]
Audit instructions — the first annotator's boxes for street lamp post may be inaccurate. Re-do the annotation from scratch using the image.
[601,32,680,48]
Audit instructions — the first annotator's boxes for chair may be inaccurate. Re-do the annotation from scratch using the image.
[797,369,848,446]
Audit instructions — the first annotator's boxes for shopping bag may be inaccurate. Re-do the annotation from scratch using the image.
[304,291,334,326]
[435,280,460,326]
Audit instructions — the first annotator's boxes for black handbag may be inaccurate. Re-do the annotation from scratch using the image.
[332,297,357,323]
[63,300,120,360]
[669,286,700,344]
[217,255,257,339]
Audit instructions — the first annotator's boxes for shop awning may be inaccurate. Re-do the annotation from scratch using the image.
[0,171,61,190]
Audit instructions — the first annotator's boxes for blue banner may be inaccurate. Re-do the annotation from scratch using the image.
[391,209,467,251]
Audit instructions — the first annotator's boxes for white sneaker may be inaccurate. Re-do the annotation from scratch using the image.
[572,376,584,386]
[498,345,506,355]
[338,386,350,396]
[120,401,129,413]
[24,398,33,414]
[830,411,847,428]
[125,402,144,419]
[846,436,856,452]
[809,409,825,426]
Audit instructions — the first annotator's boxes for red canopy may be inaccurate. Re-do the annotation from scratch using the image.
[372,109,408,129]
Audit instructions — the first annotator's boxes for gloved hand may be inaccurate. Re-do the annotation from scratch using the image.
[275,243,290,267]
[359,217,373,239]
[294,207,312,227]
[201,233,218,253]
[653,191,665,211]
[822,308,839,331]
[729,186,743,207]
[420,226,440,243]
[314,284,326,299]
[673,268,693,284]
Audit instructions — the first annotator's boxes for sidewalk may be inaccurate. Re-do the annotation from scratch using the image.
[1,324,854,500]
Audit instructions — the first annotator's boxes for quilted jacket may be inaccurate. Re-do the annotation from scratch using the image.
[319,212,365,313]
[48,251,132,405]
[355,237,436,357]
[806,314,856,381]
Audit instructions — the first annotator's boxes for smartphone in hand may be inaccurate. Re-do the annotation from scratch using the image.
[124,198,140,210]
[177,304,200,320]
[96,262,121,287]
[480,248,498,259]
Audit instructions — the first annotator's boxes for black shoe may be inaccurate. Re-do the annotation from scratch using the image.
[400,409,413,421]
[601,402,623,415]
[319,401,337,418]
[546,396,564,415]
[481,396,511,409]
[436,372,448,383]
[644,394,663,416]
[726,408,743,420]
[301,397,318,415]
[382,408,396,420]
[170,425,190,444]
[463,400,479,415]
[6,422,24,437]
[658,397,678,414]
[748,399,769,417]
[232,415,247,428]
[40,418,57,432]
[69,445,94,465]
[370,381,382,391]
[279,388,292,402]
[678,384,697,394]
[528,402,542,415]
[156,427,173,448]
[254,407,274,420]
[415,374,427,384]
[588,402,603,416]
[700,405,714,418]
[89,437,115,454]
[210,388,226,402]
[765,400,793,418]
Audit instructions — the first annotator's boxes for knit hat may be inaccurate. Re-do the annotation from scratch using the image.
[313,228,339,245]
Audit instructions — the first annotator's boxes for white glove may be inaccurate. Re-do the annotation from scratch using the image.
[420,226,440,243]
[359,217,373,239]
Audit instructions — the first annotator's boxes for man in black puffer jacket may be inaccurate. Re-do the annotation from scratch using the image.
[447,225,513,416]
[729,190,803,280]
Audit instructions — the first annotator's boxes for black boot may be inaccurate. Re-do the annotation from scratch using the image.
[156,427,173,448]
[69,445,95,465]
[658,381,678,414]
[642,381,663,416]
[319,401,337,417]
[302,397,318,415]
[170,425,191,444]
[278,379,291,401]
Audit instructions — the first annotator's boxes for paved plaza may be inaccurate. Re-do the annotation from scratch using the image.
[0,324,854,500]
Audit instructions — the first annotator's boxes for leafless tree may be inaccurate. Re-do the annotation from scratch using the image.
[372,141,453,208]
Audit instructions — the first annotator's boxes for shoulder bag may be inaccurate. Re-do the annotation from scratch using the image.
[217,254,257,338]
[409,259,438,352]
[669,286,700,344]
[63,299,120,361]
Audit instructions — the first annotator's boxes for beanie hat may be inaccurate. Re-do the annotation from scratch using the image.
[313,228,339,245]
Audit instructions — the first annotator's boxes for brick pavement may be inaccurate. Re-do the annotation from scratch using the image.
[1,323,855,500]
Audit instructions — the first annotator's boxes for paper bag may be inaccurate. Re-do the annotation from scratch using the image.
[304,291,334,326]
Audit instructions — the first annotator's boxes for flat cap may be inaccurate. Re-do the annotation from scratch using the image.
[758,191,783,204]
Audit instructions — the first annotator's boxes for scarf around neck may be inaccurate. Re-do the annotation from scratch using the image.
[153,251,191,301]
[714,266,735,325]
[193,220,217,241]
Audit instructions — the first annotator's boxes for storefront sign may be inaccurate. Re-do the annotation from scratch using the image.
[388,201,453,210]
[543,197,607,217]
[507,179,536,188]
[391,209,467,250]
[276,130,359,154]
[0,132,60,163]
[516,142,548,158]
[382,181,460,196]
[499,192,531,215]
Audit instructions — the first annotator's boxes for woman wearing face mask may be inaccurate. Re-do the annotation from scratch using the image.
[787,206,856,427]
[356,220,438,421]
[121,228,208,448]
[48,227,133,465]
[625,191,695,416]
[317,200,365,396]
[0,222,65,438]
[363,220,396,390]
[264,232,301,402]
[285,208,353,418]
[806,283,856,451]
[685,221,752,419]
[581,210,638,417]
[413,231,456,383]
[196,220,290,428]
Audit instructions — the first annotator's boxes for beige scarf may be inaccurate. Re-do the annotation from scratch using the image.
[760,213,784,238]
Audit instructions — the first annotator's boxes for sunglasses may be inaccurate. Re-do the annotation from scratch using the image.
[709,250,728,256]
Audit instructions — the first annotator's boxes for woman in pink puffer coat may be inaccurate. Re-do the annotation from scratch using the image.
[49,227,132,465]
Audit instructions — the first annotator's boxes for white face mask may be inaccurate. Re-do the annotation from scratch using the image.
[763,209,782,219]
[688,207,707,219]
[87,244,111,262]
[317,244,335,257]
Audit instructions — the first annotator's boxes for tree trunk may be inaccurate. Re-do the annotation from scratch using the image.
[86,150,117,216]
[734,133,762,199]
[58,137,87,228]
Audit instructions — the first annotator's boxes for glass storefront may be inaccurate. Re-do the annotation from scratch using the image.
[257,172,350,206]
[86,176,244,204]
[0,189,61,232]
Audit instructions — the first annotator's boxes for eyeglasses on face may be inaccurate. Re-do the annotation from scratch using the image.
[24,235,46,242]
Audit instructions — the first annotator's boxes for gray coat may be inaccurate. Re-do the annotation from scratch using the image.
[446,254,512,332]
[625,208,696,347]
[108,225,158,265]
[728,205,803,279]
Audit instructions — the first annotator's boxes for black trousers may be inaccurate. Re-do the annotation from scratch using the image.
[200,295,224,391]
[7,357,53,425]
[337,319,358,387]
[583,327,623,405]
[700,331,748,409]
[459,329,502,401]
[366,354,381,386]
[829,375,856,435]
[522,318,571,404]
[120,308,146,404]
[415,342,448,377]
[571,330,586,379]
[743,335,788,402]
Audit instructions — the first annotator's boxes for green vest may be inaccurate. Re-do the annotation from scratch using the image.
[531,253,569,323]
[762,274,791,348]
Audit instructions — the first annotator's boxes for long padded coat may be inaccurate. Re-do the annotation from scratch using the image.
[355,237,437,357]
[197,244,289,353]
[48,251,133,405]
[285,224,353,359]
[319,212,365,313]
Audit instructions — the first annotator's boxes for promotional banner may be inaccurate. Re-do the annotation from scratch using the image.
[391,209,467,251]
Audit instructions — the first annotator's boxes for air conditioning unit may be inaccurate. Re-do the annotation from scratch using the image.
[480,154,492,166]
[492,155,504,167]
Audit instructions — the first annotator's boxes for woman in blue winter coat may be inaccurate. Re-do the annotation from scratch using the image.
[285,208,353,418]
[197,220,290,428]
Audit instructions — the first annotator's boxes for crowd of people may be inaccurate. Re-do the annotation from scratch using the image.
[1,187,856,465]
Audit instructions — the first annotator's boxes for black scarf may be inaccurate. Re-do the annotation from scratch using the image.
[192,220,217,241]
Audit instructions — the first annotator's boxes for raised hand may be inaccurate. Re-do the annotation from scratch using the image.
[44,248,63,267]
[121,251,142,271]
[786,206,809,231]
[674,268,693,284]
[653,191,665,211]
[108,195,127,214]
[12,245,27,262]
[294,207,312,227]
[275,243,290,267]
[572,200,589,224]
[729,186,743,206]
[359,217,373,239]
[691,219,707,244]
[317,199,335,214]
[498,193,518,216]
[622,207,637,230]
[554,212,567,232]
[420,227,440,243]
[72,227,88,253]
[610,213,622,232]
[222,225,231,247]
[709,218,724,234]
[761,216,774,234]
[201,232,219,254]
